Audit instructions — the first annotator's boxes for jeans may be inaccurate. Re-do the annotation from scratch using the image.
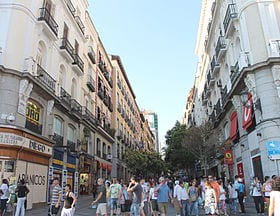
[229,198,237,213]
[180,200,189,216]
[189,200,198,216]
[130,203,140,216]
[15,197,26,216]
[253,196,264,213]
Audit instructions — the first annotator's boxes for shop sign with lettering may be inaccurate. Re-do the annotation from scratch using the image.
[0,132,52,155]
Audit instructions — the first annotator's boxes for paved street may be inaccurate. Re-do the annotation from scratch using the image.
[24,195,269,216]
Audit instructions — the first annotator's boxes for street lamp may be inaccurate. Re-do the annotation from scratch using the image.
[239,89,262,113]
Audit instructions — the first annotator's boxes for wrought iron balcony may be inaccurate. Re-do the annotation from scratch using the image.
[36,64,56,92]
[98,89,104,100]
[53,133,64,146]
[74,16,85,35]
[210,56,220,76]
[214,99,222,117]
[67,140,76,152]
[207,70,215,87]
[60,87,71,105]
[86,75,95,92]
[38,8,58,36]
[117,78,122,89]
[98,61,105,73]
[223,3,238,35]
[109,99,113,112]
[215,36,227,61]
[60,38,74,61]
[88,46,96,64]
[117,103,122,113]
[221,85,228,106]
[25,120,43,135]
[82,107,97,126]
[65,0,75,17]
[70,99,82,114]
[103,94,109,106]
[72,54,84,74]
[230,61,240,87]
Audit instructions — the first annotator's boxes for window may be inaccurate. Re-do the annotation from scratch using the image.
[71,78,77,98]
[54,116,63,136]
[67,125,75,142]
[4,161,14,172]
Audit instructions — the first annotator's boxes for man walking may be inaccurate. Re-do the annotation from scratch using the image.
[49,177,62,216]
[92,178,107,216]
[155,177,172,216]
[127,176,143,216]
[109,177,122,216]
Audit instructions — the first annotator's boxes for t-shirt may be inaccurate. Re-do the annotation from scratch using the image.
[131,184,143,204]
[110,183,121,198]
[157,184,170,203]
[17,185,28,198]
[0,183,8,199]
[97,185,107,203]
[51,185,62,205]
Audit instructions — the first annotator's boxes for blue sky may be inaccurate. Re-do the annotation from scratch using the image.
[89,1,202,146]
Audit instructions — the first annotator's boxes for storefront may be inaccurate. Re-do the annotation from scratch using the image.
[0,128,52,209]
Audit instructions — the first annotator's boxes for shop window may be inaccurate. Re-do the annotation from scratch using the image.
[25,100,43,135]
[4,161,14,172]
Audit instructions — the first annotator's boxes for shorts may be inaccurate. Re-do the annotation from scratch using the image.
[0,199,8,210]
[96,203,107,215]
[151,199,159,211]
[110,198,119,209]
[158,202,169,214]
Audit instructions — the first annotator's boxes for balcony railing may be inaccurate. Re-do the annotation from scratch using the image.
[210,56,220,75]
[36,64,56,92]
[53,133,64,146]
[117,103,122,113]
[109,100,113,112]
[223,4,238,35]
[88,46,96,64]
[25,120,43,135]
[214,99,222,117]
[98,89,104,100]
[38,8,58,36]
[82,107,96,126]
[221,85,228,106]
[98,62,105,73]
[70,99,82,114]
[86,75,95,92]
[72,54,84,73]
[230,61,240,87]
[215,36,227,60]
[65,0,75,16]
[74,16,85,35]
[60,87,71,105]
[60,38,74,58]
[207,70,215,87]
[67,140,76,152]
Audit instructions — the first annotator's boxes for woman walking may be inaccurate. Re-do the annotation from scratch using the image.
[269,176,280,216]
[15,179,29,216]
[188,180,198,216]
[61,184,77,216]
[204,180,217,216]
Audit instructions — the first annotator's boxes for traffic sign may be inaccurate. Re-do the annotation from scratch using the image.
[266,140,280,160]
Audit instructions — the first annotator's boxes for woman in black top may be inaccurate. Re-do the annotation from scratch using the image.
[15,179,29,216]
[61,184,77,216]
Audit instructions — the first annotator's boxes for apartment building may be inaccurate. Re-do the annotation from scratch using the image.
[110,55,156,179]
[143,110,159,152]
[0,0,114,207]
[184,0,280,187]
[0,0,156,208]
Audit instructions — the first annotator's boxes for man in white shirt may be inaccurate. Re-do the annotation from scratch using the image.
[0,179,9,216]
[178,181,189,216]
[173,180,181,216]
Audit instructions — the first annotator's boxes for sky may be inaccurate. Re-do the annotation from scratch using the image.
[88,1,202,147]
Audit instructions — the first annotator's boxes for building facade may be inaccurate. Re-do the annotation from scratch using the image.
[0,0,155,208]
[184,0,280,189]
[143,110,159,152]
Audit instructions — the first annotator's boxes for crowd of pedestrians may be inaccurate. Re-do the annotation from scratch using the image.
[87,174,280,216]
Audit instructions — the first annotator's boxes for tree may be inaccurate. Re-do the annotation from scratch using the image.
[182,122,220,176]
[124,149,167,177]
[164,121,196,176]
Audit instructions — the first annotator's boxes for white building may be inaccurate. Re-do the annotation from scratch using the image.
[184,0,280,188]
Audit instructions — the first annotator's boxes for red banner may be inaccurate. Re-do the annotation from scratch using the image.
[224,150,233,164]
[242,93,253,129]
